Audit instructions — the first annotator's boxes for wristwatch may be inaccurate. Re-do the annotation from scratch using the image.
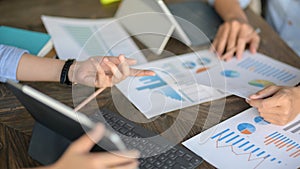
[60,59,75,85]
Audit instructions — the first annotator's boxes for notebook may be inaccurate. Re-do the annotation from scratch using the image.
[0,26,53,57]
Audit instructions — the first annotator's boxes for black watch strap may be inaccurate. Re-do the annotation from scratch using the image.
[60,59,75,85]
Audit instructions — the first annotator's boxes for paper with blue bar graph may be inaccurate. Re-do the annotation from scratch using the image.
[183,108,300,169]
[41,15,147,63]
[195,51,300,98]
[116,50,227,118]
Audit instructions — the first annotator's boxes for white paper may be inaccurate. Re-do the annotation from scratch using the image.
[195,51,300,98]
[183,108,300,169]
[116,50,228,118]
[41,15,147,64]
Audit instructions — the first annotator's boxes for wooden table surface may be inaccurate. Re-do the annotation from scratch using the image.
[0,0,299,169]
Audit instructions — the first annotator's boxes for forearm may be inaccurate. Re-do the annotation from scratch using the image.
[214,0,248,22]
[16,53,65,82]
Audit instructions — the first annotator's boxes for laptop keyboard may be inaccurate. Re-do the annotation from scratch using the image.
[90,109,202,169]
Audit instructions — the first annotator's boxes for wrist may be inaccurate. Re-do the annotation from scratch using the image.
[60,59,75,85]
[226,17,248,24]
[68,62,75,84]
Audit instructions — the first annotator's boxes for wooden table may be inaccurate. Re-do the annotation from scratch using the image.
[0,0,299,168]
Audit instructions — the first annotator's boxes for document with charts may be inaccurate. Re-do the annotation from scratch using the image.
[183,108,300,169]
[195,51,300,98]
[116,50,228,119]
[41,15,147,63]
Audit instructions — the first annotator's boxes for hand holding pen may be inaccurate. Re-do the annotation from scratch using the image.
[246,85,300,126]
[71,54,155,88]
[74,54,155,111]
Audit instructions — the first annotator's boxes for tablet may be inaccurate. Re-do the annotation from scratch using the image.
[115,0,177,55]
[7,80,126,151]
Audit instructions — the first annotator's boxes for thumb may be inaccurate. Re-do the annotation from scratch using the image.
[249,85,280,99]
[69,123,105,153]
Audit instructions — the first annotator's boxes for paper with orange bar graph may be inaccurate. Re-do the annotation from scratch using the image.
[183,108,300,169]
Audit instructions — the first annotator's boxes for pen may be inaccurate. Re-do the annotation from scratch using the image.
[74,87,106,112]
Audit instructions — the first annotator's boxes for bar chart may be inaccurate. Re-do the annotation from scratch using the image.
[136,75,184,101]
[237,57,297,83]
[211,128,282,168]
[264,131,300,158]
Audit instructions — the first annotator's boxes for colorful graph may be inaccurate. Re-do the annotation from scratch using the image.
[182,61,196,69]
[237,123,256,135]
[264,132,300,158]
[198,57,211,65]
[254,116,270,125]
[221,70,240,78]
[136,75,184,101]
[237,57,297,83]
[211,128,282,168]
[248,80,275,88]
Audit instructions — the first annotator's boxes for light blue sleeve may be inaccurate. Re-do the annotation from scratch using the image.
[0,45,28,82]
[208,0,251,9]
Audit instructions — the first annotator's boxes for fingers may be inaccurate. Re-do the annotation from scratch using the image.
[212,23,230,56]
[108,161,139,169]
[226,21,239,52]
[236,32,247,60]
[129,69,155,77]
[221,47,236,61]
[104,58,123,80]
[211,20,260,60]
[94,150,140,166]
[249,85,281,99]
[249,31,260,54]
[101,56,137,66]
[119,55,130,77]
[247,93,282,109]
[69,124,105,153]
[246,98,287,125]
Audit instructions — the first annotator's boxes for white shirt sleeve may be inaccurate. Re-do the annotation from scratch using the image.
[208,0,251,9]
[0,45,28,82]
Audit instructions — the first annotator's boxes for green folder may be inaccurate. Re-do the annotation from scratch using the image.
[0,26,53,57]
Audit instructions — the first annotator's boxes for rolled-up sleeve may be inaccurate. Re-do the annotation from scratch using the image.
[208,0,251,9]
[0,45,28,82]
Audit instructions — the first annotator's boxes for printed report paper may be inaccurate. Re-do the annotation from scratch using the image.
[195,51,300,98]
[116,50,228,118]
[42,15,147,63]
[183,108,300,169]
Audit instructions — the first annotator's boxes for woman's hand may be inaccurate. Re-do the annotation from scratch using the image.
[247,85,300,125]
[70,54,155,88]
[211,19,260,61]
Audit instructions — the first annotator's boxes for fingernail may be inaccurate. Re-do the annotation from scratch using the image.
[250,94,258,98]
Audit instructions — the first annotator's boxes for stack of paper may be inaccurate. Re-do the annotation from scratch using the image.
[183,108,300,169]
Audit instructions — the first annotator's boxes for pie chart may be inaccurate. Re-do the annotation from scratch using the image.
[221,70,240,78]
[254,116,270,125]
[198,57,211,65]
[248,79,275,88]
[182,61,196,69]
[237,123,256,135]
